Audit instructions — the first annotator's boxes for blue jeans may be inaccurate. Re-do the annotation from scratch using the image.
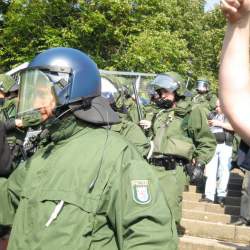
[205,143,232,201]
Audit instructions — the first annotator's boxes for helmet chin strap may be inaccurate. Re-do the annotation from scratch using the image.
[52,97,93,123]
[52,107,72,123]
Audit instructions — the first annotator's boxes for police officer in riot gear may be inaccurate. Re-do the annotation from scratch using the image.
[141,72,216,227]
[196,78,209,93]
[101,76,150,158]
[192,77,217,112]
[0,74,21,246]
[0,74,25,177]
[0,74,19,125]
[0,47,178,250]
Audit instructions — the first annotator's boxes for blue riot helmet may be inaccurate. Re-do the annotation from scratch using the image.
[18,47,119,125]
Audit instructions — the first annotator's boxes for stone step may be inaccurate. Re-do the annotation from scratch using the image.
[183,191,201,200]
[183,192,241,206]
[188,185,242,197]
[181,218,250,245]
[188,185,201,193]
[227,189,242,197]
[182,209,239,224]
[179,235,250,250]
[228,183,243,190]
[183,200,240,216]
[230,173,244,179]
[229,177,243,185]
[188,182,242,191]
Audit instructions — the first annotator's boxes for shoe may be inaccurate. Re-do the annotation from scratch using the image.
[199,197,214,203]
[176,223,186,236]
[233,217,250,226]
[215,196,225,207]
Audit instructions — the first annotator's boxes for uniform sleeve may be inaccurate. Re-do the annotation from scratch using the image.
[187,106,216,164]
[121,122,151,158]
[208,94,217,111]
[127,101,144,124]
[106,148,178,250]
[0,164,27,225]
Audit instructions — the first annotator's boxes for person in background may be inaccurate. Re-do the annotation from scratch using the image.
[101,76,151,158]
[0,47,178,250]
[139,73,216,231]
[200,99,234,206]
[192,77,217,114]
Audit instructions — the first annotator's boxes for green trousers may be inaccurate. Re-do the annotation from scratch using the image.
[152,165,189,224]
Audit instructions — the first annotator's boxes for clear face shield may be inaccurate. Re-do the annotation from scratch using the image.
[147,85,160,101]
[17,69,68,126]
[101,77,119,104]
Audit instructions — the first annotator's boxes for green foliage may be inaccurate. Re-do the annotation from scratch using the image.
[0,0,226,92]
[115,30,190,74]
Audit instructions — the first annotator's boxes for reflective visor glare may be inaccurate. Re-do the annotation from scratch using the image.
[18,70,55,115]
[197,81,208,89]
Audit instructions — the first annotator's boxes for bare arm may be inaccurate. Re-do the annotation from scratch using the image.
[221,121,234,131]
[209,119,234,131]
[219,0,250,144]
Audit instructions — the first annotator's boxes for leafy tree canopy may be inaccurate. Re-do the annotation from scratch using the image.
[0,0,226,92]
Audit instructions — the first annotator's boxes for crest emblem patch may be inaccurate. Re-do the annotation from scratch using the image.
[131,180,151,205]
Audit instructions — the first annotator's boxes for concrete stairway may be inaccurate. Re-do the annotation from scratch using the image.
[179,170,250,250]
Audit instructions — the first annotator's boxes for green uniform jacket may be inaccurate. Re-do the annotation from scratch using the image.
[0,99,17,122]
[149,101,216,164]
[192,91,217,112]
[111,116,150,157]
[186,103,216,164]
[124,98,145,124]
[0,117,177,250]
[0,98,25,173]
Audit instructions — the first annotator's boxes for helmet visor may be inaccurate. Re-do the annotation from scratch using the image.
[196,80,209,91]
[17,69,57,117]
[151,75,179,93]
[101,77,118,104]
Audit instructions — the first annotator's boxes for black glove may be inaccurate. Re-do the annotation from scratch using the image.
[191,162,205,185]
[0,225,10,238]
[185,162,205,185]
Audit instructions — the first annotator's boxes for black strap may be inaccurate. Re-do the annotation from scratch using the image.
[214,132,225,144]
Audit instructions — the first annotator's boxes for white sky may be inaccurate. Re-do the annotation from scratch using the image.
[205,0,220,11]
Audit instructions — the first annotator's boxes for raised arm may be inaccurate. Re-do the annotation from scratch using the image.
[219,0,250,144]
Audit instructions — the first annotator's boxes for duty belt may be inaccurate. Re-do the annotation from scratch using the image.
[214,132,234,146]
[150,156,188,171]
